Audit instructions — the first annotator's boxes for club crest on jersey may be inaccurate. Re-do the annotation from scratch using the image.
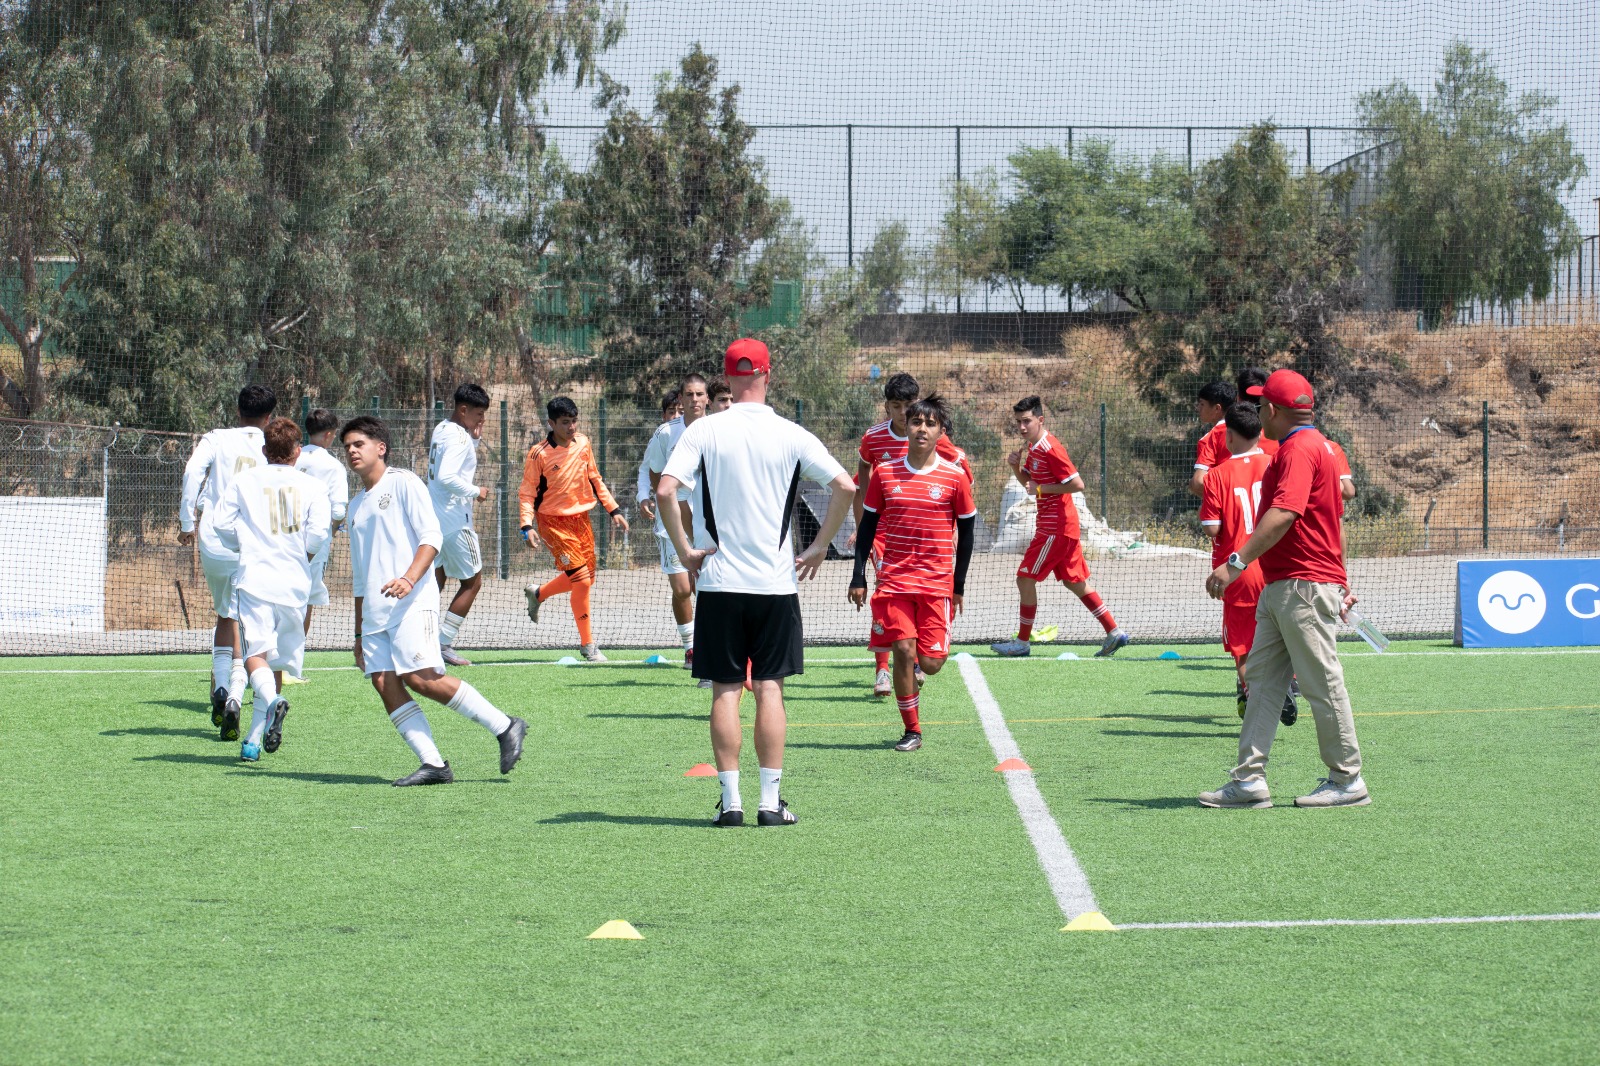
[378,493,393,510]
[872,622,885,635]
[928,485,945,500]
[560,553,571,565]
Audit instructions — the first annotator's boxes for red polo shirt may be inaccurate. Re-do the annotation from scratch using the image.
[1256,426,1346,585]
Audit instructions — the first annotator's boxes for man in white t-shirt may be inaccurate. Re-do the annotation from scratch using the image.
[428,383,492,666]
[295,407,350,637]
[341,416,527,787]
[634,390,683,521]
[179,384,276,736]
[643,373,710,667]
[659,339,854,827]
[213,417,331,761]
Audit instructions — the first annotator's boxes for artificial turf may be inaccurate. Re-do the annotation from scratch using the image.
[2,640,1597,1063]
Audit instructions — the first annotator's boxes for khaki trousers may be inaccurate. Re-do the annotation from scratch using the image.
[1233,579,1362,785]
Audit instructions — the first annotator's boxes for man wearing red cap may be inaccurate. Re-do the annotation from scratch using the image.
[1200,368,1370,809]
[657,339,856,827]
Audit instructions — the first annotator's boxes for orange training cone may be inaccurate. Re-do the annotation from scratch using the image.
[994,758,1031,772]
[684,763,717,777]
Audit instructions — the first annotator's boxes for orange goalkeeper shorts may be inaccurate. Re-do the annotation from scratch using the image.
[538,512,597,575]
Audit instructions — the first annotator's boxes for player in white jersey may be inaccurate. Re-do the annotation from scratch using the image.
[212,418,331,761]
[178,384,277,738]
[295,407,350,638]
[643,373,710,668]
[341,416,527,787]
[635,389,682,520]
[427,384,492,666]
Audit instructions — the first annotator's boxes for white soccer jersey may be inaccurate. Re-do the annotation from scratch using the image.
[212,464,332,608]
[643,416,697,537]
[180,426,266,558]
[295,443,350,523]
[661,402,847,595]
[348,467,443,635]
[428,420,478,535]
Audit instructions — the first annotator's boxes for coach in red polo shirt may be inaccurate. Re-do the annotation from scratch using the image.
[1198,369,1369,809]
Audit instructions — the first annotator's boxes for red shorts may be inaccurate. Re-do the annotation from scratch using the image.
[1222,598,1260,664]
[1016,531,1089,584]
[869,591,953,660]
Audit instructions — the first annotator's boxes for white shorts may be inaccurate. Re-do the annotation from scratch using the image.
[657,533,687,576]
[308,542,331,607]
[200,549,240,619]
[236,590,306,677]
[361,606,444,677]
[437,527,482,581]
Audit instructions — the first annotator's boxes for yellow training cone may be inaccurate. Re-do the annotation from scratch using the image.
[1061,912,1117,932]
[587,920,644,940]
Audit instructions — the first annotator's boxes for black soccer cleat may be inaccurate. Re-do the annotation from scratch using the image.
[757,799,798,826]
[1235,682,1248,720]
[1280,692,1299,727]
[219,698,241,742]
[393,761,454,787]
[498,717,527,774]
[211,686,227,727]
[262,699,289,754]
[711,800,744,828]
[893,730,923,752]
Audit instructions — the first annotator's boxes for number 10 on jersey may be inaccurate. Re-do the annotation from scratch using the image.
[265,487,302,535]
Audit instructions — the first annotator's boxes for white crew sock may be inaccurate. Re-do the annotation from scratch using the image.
[389,701,445,767]
[245,666,277,747]
[717,770,741,812]
[759,766,782,811]
[211,647,232,693]
[445,681,511,735]
[677,621,694,649]
[227,658,248,703]
[440,610,467,647]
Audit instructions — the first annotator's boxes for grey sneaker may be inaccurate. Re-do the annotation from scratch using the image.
[990,638,1031,658]
[579,643,607,663]
[873,668,892,697]
[441,645,472,667]
[1095,628,1131,658]
[523,584,542,624]
[1198,778,1273,809]
[1294,776,1370,808]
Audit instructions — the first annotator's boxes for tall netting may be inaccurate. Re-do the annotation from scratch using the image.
[1,2,1596,654]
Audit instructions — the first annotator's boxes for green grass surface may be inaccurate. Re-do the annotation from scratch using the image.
[2,640,1598,1063]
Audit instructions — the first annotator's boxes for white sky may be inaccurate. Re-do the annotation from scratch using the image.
[540,1,1600,272]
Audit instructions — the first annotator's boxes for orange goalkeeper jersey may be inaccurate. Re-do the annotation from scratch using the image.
[518,431,620,526]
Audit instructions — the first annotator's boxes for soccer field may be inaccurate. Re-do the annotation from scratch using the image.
[3,641,1598,1063]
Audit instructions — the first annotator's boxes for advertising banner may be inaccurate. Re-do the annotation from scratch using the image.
[0,497,107,634]
[1456,559,1600,648]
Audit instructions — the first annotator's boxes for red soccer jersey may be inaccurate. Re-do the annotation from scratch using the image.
[862,455,978,596]
[1256,427,1346,585]
[1200,449,1271,604]
[858,420,974,483]
[1325,438,1352,481]
[1194,421,1227,473]
[1022,431,1079,537]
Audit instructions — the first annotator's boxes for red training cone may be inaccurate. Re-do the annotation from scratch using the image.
[994,758,1031,772]
[684,763,717,777]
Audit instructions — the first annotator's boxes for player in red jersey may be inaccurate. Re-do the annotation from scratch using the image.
[1325,437,1357,502]
[849,396,977,751]
[851,372,973,697]
[1200,402,1293,724]
[1187,380,1236,498]
[990,396,1129,658]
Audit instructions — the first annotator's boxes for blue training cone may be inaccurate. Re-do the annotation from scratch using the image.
[1158,650,1183,660]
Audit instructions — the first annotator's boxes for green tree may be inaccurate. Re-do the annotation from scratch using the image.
[1358,41,1586,326]
[860,222,913,313]
[934,170,1027,311]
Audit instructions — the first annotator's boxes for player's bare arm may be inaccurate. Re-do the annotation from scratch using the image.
[382,544,439,599]
[657,473,711,578]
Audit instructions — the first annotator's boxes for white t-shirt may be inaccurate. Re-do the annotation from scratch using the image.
[212,464,332,608]
[347,467,443,635]
[427,420,478,534]
[661,403,847,595]
[295,443,350,524]
[644,416,699,538]
[180,426,267,559]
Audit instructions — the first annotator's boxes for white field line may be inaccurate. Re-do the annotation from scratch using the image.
[955,654,1100,922]
[1117,912,1600,931]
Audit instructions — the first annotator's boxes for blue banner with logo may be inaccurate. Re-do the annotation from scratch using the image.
[1456,560,1600,647]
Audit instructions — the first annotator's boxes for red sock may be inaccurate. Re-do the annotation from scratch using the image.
[1079,591,1117,634]
[896,693,920,732]
[875,651,890,671]
[1018,604,1037,641]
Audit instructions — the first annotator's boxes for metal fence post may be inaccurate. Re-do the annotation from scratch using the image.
[498,399,509,580]
[794,399,804,426]
[1305,126,1312,170]
[1099,402,1108,519]
[597,396,610,560]
[300,395,310,442]
[1481,400,1490,549]
[846,124,854,274]
[1186,127,1192,174]
[370,395,379,416]
[954,125,962,314]
[433,399,444,421]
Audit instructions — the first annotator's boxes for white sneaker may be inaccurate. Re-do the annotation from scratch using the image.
[1294,776,1371,808]
[873,668,892,697]
[440,645,472,667]
[683,647,695,671]
[1198,778,1273,809]
[579,643,607,663]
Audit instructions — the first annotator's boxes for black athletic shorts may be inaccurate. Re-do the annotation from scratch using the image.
[693,591,804,684]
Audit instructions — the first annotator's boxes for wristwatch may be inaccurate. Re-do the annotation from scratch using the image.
[1226,552,1247,572]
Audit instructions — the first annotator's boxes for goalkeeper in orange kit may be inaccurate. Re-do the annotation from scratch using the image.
[519,396,629,662]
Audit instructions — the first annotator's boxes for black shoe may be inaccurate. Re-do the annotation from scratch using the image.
[711,800,744,827]
[498,717,527,774]
[262,699,289,754]
[1236,682,1248,720]
[219,698,241,742]
[211,686,227,727]
[757,799,798,826]
[393,761,454,787]
[893,730,923,752]
[1280,692,1299,727]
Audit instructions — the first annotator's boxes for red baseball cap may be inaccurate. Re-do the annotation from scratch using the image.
[724,338,770,376]
[1247,368,1315,410]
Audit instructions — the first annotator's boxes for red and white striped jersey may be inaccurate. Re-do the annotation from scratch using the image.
[858,420,974,483]
[862,455,978,596]
[1022,432,1079,537]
